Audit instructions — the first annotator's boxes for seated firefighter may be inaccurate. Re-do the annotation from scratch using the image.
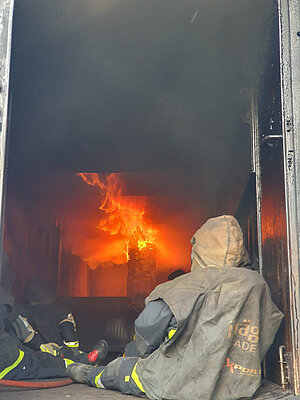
[67,215,283,400]
[12,277,108,365]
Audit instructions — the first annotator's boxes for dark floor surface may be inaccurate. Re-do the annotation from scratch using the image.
[0,383,141,400]
[0,379,297,400]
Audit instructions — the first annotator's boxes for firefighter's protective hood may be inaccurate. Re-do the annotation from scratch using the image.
[191,215,246,271]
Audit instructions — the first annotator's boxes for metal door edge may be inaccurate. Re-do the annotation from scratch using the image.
[278,0,300,393]
[0,0,14,278]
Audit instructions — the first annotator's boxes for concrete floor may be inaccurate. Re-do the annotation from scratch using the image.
[0,379,296,400]
[0,383,142,400]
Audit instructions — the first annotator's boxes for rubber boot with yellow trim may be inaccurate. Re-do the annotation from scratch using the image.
[67,362,95,384]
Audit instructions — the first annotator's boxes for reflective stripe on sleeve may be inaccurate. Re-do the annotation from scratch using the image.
[168,329,176,339]
[131,363,145,393]
[63,340,79,348]
[94,369,105,388]
[0,350,25,379]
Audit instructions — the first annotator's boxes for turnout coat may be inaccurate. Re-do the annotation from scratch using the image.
[136,216,283,400]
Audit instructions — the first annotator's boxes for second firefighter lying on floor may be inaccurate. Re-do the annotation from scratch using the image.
[0,278,108,381]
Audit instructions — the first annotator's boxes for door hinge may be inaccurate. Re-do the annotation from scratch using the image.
[279,345,293,391]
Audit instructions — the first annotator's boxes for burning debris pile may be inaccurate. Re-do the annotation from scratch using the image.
[65,173,159,296]
[77,172,158,257]
[127,228,157,297]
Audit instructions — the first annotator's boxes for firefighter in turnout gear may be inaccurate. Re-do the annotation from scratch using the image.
[0,286,68,380]
[20,278,82,356]
[0,279,108,381]
[13,278,108,364]
[67,215,283,400]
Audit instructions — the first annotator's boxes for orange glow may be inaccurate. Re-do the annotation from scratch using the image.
[60,172,193,276]
[260,179,287,244]
[77,173,158,263]
[54,172,196,296]
[3,172,203,299]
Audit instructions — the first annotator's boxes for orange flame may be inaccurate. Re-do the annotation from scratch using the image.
[77,173,158,260]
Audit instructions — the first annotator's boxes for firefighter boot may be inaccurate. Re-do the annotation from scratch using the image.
[87,339,108,365]
[67,363,95,384]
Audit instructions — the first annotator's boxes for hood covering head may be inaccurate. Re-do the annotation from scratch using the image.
[190,215,246,271]
[26,278,55,304]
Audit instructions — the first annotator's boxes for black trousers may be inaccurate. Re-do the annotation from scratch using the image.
[0,330,67,380]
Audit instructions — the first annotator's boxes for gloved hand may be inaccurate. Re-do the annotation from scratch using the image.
[40,342,61,356]
[11,315,37,343]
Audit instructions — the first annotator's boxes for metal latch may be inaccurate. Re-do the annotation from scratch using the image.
[279,345,293,390]
[261,134,283,146]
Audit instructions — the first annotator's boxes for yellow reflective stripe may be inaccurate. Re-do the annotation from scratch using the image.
[40,344,50,353]
[168,329,176,339]
[63,358,74,367]
[131,363,145,393]
[63,341,79,348]
[94,369,104,388]
[0,350,24,379]
[125,375,130,382]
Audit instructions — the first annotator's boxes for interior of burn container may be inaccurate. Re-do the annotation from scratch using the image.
[1,0,279,357]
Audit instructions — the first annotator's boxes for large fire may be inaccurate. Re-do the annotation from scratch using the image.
[4,172,200,298]
[60,172,194,284]
[77,173,159,262]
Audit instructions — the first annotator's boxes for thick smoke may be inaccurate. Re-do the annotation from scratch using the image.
[3,0,276,298]
[7,0,274,223]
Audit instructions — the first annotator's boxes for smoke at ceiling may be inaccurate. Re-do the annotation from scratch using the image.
[7,0,274,218]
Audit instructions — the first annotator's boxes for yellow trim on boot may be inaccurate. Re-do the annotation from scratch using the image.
[131,363,145,393]
[0,350,24,379]
[63,358,74,367]
[63,340,79,348]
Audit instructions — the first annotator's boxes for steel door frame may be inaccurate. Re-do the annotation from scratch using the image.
[0,0,299,392]
[278,0,300,393]
[0,0,14,279]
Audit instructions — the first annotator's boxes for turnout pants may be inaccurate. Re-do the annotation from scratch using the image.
[87,356,146,398]
[0,330,67,380]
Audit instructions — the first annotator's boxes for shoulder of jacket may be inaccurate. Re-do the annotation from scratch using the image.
[233,268,268,289]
